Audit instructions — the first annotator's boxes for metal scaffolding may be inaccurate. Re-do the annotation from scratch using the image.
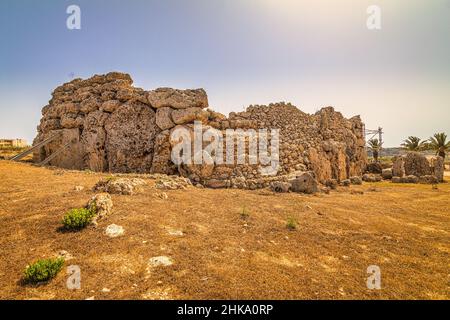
[363,125,384,156]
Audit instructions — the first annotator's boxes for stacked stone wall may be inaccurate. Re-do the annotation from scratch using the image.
[34,72,368,187]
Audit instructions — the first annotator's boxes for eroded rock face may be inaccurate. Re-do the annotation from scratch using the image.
[155,107,175,130]
[151,130,178,175]
[105,102,159,173]
[34,72,368,188]
[82,111,110,172]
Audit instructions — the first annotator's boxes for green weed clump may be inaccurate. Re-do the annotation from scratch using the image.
[62,208,95,230]
[240,206,250,219]
[23,258,64,284]
[286,217,297,230]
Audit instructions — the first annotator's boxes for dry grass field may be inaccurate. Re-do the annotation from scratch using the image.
[0,160,449,300]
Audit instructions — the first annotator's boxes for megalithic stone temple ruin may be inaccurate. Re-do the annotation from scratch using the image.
[33,72,368,189]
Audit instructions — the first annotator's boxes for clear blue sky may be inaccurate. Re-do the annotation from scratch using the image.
[1,0,449,146]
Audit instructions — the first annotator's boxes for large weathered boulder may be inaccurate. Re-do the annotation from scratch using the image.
[105,102,159,173]
[151,130,178,175]
[147,88,208,109]
[382,168,393,180]
[289,172,319,194]
[171,107,209,125]
[60,113,83,129]
[404,152,431,177]
[155,107,175,130]
[366,162,383,174]
[100,100,121,113]
[80,97,101,114]
[392,153,443,183]
[81,111,110,171]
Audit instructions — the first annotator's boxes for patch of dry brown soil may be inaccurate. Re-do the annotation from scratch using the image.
[0,161,449,300]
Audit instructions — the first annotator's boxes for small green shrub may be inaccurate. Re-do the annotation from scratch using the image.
[62,208,95,230]
[240,206,250,219]
[23,258,64,284]
[286,217,297,230]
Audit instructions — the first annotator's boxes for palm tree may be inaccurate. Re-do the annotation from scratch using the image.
[401,136,426,151]
[428,133,450,159]
[368,138,381,162]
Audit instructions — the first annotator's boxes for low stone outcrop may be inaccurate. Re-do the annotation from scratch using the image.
[362,174,382,182]
[87,193,113,224]
[419,175,439,184]
[155,176,192,190]
[93,177,147,195]
[350,176,363,185]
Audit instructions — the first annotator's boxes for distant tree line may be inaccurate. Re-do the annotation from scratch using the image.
[368,132,449,162]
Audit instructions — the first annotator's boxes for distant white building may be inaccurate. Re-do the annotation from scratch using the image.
[0,139,28,148]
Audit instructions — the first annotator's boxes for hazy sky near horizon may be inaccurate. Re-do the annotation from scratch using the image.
[1,0,449,147]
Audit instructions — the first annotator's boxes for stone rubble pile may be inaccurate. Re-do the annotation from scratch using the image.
[93,177,147,195]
